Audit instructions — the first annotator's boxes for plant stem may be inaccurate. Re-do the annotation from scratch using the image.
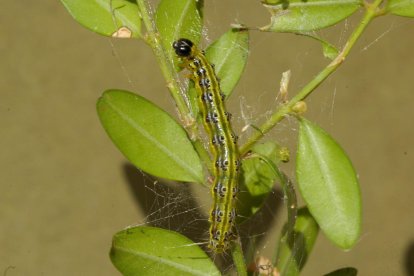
[232,240,247,276]
[136,0,212,173]
[240,0,384,155]
[136,0,189,117]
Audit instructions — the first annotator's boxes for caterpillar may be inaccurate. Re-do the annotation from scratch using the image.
[173,38,240,253]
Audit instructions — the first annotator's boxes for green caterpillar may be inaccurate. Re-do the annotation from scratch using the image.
[173,38,240,253]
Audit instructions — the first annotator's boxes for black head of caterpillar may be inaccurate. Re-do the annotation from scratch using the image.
[173,38,194,57]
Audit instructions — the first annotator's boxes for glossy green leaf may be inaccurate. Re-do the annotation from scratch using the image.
[296,118,361,249]
[324,267,358,276]
[261,0,362,32]
[60,0,142,38]
[187,28,249,120]
[205,28,249,97]
[155,0,203,63]
[237,142,282,222]
[388,0,414,17]
[298,32,339,60]
[275,207,319,276]
[97,89,203,183]
[110,226,220,276]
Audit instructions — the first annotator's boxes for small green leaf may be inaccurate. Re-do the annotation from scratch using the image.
[261,0,362,32]
[155,0,203,62]
[298,32,339,60]
[388,0,414,17]
[238,142,282,222]
[97,89,204,183]
[296,118,361,249]
[321,41,340,60]
[324,267,358,276]
[110,226,220,276]
[275,207,319,276]
[60,0,142,38]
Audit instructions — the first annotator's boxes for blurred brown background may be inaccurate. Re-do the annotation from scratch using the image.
[1,1,414,275]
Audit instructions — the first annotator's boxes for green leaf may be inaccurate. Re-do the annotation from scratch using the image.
[275,207,319,276]
[324,267,358,276]
[261,0,362,32]
[237,142,282,222]
[187,28,249,121]
[155,0,203,63]
[110,226,220,276]
[60,0,142,38]
[298,32,339,60]
[296,118,361,249]
[321,40,340,60]
[97,89,204,183]
[388,0,414,17]
[205,28,249,98]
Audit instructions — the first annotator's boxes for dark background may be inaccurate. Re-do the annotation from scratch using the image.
[1,1,413,275]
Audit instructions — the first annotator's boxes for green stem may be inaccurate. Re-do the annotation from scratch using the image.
[240,0,384,155]
[136,0,211,173]
[136,0,189,117]
[232,240,247,276]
